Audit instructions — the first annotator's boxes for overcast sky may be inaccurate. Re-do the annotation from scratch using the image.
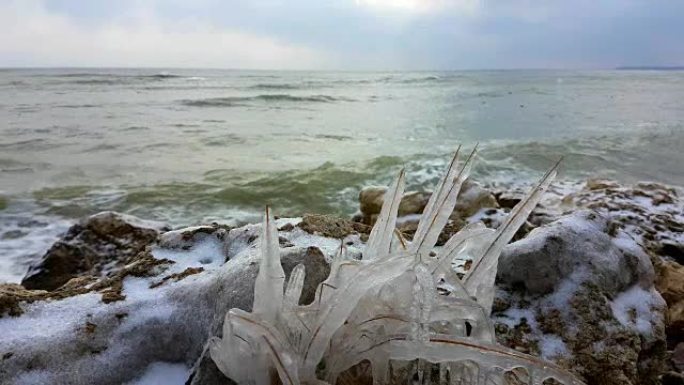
[1,0,683,70]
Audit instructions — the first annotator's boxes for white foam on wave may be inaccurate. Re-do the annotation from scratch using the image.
[0,200,72,283]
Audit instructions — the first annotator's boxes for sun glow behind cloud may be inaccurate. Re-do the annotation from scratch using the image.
[354,0,480,14]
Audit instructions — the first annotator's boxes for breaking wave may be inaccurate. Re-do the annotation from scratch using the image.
[180,94,355,107]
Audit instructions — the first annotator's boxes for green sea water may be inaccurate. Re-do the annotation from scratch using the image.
[1,68,683,281]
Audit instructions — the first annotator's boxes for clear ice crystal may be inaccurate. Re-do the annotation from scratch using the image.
[209,149,584,385]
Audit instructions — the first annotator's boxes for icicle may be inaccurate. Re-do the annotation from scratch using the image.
[284,264,306,309]
[410,146,477,257]
[365,168,406,260]
[253,206,286,322]
[464,159,560,313]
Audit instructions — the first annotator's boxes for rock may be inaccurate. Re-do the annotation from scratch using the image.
[159,224,232,251]
[669,301,684,346]
[0,220,331,385]
[297,214,369,239]
[357,179,497,226]
[499,210,654,296]
[0,284,47,317]
[569,180,683,263]
[673,343,684,372]
[398,191,431,216]
[358,186,387,218]
[586,179,620,190]
[655,261,684,347]
[495,190,524,209]
[656,261,684,306]
[21,212,170,291]
[359,187,430,222]
[494,209,667,385]
[661,241,684,264]
[0,195,7,210]
[662,371,684,385]
[453,179,499,218]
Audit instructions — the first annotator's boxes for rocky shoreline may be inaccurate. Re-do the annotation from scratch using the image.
[1,178,683,385]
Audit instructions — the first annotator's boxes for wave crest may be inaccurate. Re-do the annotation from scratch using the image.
[180,94,354,107]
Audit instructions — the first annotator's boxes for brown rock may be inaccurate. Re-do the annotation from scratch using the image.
[656,261,684,305]
[21,212,169,291]
[357,179,497,226]
[298,214,370,239]
[586,179,620,190]
[358,186,387,217]
[668,301,684,345]
[453,179,499,218]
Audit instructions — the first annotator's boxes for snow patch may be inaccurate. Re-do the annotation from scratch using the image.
[124,362,190,385]
[152,236,225,272]
[610,285,662,335]
[539,335,570,360]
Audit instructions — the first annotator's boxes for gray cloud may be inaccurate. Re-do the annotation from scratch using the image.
[1,0,682,69]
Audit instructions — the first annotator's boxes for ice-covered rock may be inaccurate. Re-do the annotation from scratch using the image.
[494,210,668,385]
[498,210,654,295]
[0,219,330,385]
[569,180,684,264]
[21,212,170,291]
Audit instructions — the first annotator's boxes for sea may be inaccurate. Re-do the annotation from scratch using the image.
[1,68,683,282]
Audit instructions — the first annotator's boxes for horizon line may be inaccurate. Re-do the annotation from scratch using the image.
[2,65,682,72]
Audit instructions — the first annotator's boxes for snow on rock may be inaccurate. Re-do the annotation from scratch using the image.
[124,362,190,385]
[493,209,667,385]
[20,211,170,291]
[610,285,664,336]
[0,219,330,385]
[498,210,654,296]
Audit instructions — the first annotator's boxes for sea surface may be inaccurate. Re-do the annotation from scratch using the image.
[1,68,683,282]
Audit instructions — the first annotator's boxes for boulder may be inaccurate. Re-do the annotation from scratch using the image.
[453,179,499,218]
[358,187,430,223]
[297,214,369,239]
[21,212,170,291]
[498,210,654,295]
[494,210,667,385]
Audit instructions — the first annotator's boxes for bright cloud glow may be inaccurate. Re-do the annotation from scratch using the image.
[355,0,480,14]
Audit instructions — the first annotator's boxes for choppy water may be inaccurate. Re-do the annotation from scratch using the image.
[1,68,683,282]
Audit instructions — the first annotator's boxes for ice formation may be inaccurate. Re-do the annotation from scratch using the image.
[209,147,585,385]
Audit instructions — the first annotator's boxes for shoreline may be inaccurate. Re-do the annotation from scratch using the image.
[1,176,683,384]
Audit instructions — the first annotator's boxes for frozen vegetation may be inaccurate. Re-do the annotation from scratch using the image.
[208,148,584,384]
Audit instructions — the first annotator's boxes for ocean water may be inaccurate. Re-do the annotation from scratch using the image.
[1,68,683,282]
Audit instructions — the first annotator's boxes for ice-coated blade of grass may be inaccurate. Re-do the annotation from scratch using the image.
[364,168,406,260]
[410,146,477,257]
[284,264,305,309]
[253,206,286,322]
[229,309,301,385]
[300,253,414,377]
[464,159,560,313]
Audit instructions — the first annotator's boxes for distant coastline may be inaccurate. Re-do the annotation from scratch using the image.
[616,66,684,70]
